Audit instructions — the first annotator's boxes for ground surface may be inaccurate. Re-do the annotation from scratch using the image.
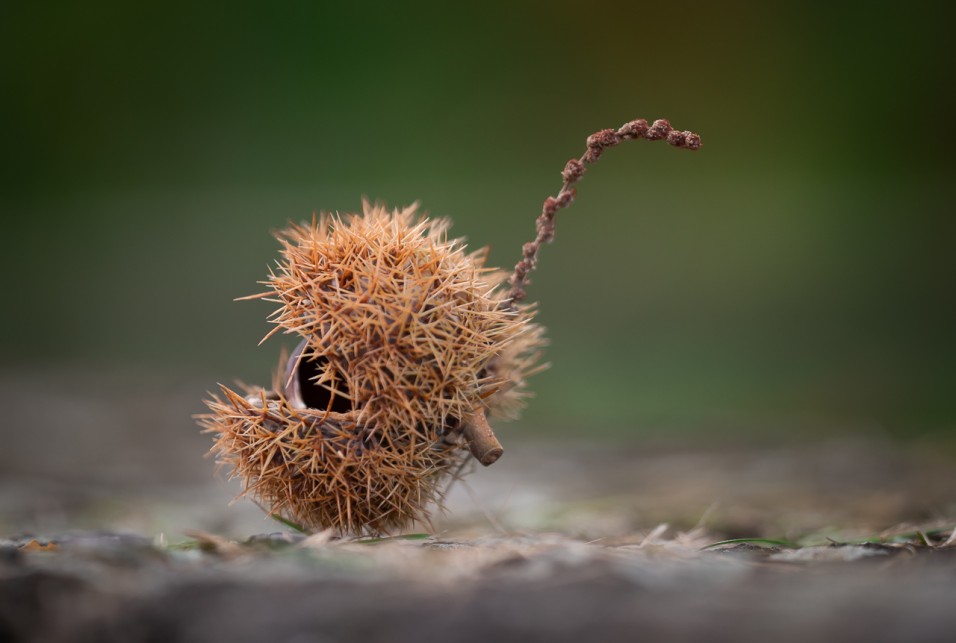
[3,437,955,643]
[3,528,956,643]
[2,374,956,642]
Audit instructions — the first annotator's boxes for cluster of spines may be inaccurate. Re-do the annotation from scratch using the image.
[254,203,542,433]
[200,384,466,534]
[202,202,544,534]
[201,117,700,535]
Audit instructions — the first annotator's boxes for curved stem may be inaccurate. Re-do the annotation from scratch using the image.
[506,118,702,308]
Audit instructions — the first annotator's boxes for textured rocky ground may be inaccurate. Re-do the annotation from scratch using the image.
[3,527,956,643]
[2,373,955,642]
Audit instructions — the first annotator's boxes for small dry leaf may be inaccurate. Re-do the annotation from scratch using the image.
[19,539,58,552]
[182,530,245,558]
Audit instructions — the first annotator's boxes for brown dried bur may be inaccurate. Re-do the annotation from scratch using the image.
[198,118,701,535]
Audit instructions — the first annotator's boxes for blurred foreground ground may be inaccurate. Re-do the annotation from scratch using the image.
[1,372,955,642]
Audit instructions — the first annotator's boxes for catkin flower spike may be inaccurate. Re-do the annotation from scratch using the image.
[507,118,702,307]
[198,117,701,536]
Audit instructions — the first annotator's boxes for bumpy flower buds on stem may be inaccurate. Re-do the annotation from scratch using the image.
[507,118,702,307]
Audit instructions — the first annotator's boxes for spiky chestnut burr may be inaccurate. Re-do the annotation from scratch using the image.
[199,118,701,535]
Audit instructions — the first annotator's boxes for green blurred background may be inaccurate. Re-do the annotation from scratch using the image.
[2,1,953,439]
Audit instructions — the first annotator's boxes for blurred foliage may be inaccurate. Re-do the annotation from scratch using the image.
[1,1,953,435]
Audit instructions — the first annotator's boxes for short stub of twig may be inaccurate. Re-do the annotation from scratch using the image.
[461,407,503,466]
